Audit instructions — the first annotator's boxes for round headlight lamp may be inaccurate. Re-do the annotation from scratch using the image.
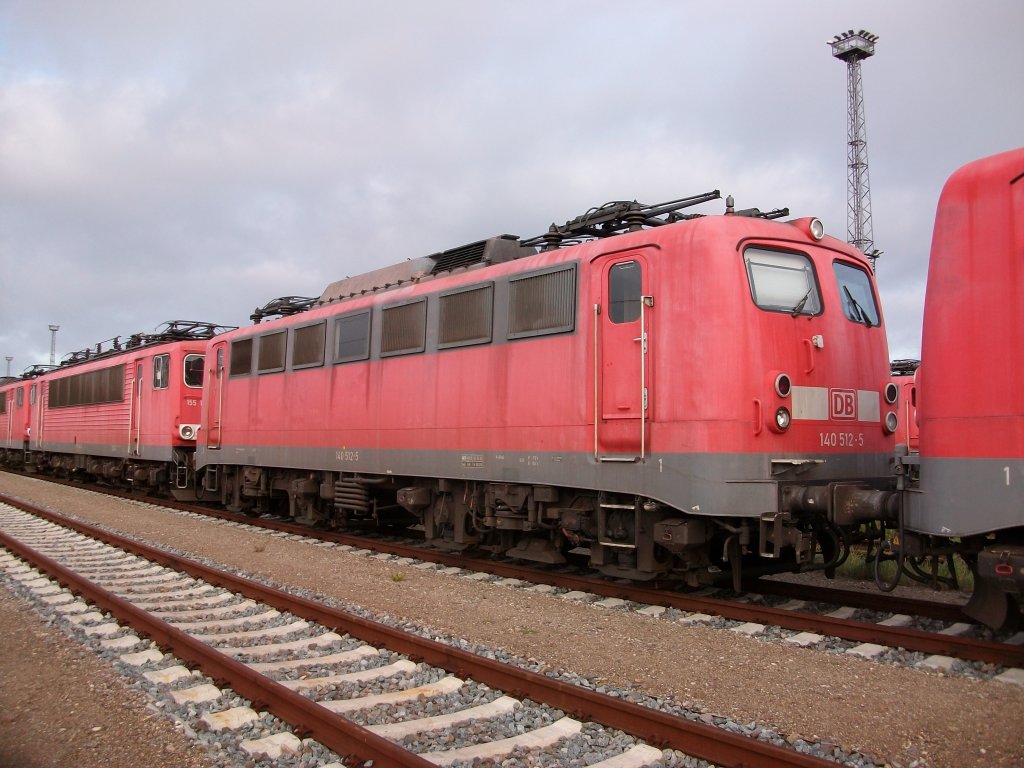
[884,412,899,434]
[774,407,792,432]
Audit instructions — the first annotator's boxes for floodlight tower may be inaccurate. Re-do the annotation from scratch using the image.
[830,29,880,268]
[49,325,60,365]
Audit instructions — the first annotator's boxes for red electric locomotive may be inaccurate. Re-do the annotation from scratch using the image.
[196,192,898,587]
[895,147,1024,628]
[890,359,920,453]
[1,367,52,465]
[0,321,232,493]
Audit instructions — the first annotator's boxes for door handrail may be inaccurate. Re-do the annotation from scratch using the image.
[638,295,653,460]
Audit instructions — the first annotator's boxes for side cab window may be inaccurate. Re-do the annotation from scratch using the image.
[153,354,170,389]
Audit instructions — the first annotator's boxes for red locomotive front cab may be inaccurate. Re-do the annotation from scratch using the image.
[905,147,1024,537]
[0,376,40,466]
[901,147,1024,627]
[629,213,898,577]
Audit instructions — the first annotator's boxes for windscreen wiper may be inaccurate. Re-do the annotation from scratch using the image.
[843,285,873,328]
[791,288,813,316]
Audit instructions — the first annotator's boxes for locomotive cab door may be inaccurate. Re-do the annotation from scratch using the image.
[29,383,41,450]
[206,341,227,449]
[3,391,11,447]
[129,362,143,456]
[593,253,653,461]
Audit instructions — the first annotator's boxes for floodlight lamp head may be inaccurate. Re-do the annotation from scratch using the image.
[829,29,877,61]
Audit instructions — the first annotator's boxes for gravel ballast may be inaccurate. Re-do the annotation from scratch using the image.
[1,473,1022,767]
[0,586,216,768]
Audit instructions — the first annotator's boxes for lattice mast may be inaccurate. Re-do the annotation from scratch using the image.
[830,29,880,268]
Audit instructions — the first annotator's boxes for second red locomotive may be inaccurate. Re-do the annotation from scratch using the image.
[1,321,232,493]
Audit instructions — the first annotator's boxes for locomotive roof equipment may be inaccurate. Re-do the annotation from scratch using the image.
[59,320,235,368]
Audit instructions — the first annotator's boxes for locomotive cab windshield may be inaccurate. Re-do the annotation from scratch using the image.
[833,261,880,327]
[743,248,822,315]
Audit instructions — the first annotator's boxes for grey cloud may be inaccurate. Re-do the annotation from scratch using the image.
[1,0,1021,368]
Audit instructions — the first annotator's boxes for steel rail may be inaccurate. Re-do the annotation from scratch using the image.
[739,577,965,622]
[0,470,969,618]
[0,528,434,768]
[1,475,1015,667]
[1,493,834,768]
[178,505,1018,667]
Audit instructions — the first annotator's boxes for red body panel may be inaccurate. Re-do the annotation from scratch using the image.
[918,148,1024,460]
[201,215,894,488]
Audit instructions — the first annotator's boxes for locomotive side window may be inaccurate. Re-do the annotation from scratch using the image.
[833,261,880,327]
[229,338,253,377]
[257,331,287,373]
[609,261,641,323]
[16,388,23,407]
[153,354,170,389]
[30,384,37,405]
[292,322,326,369]
[183,354,204,388]
[45,380,59,407]
[48,364,125,408]
[335,310,371,363]
[507,264,577,339]
[0,393,5,414]
[381,299,427,357]
[744,248,821,315]
[439,283,493,348]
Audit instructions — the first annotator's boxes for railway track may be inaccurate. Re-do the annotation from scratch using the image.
[0,496,848,768]
[4,472,1024,675]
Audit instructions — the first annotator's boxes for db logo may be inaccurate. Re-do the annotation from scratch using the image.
[830,389,857,420]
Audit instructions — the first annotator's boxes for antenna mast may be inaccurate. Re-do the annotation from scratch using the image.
[830,29,880,269]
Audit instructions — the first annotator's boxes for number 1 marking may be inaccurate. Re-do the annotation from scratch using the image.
[1006,467,1011,486]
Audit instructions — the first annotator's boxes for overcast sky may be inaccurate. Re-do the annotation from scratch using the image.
[1,1,1021,373]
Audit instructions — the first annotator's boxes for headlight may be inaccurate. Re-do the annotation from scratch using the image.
[884,382,899,404]
[179,424,198,440]
[774,407,791,432]
[774,373,792,398]
[884,412,898,434]
[809,218,825,240]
